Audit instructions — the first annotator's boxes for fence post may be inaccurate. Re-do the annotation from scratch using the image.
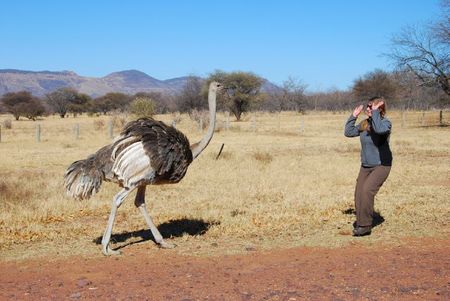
[74,123,80,140]
[440,110,443,126]
[277,112,281,131]
[36,124,41,142]
[401,111,406,128]
[251,115,256,132]
[108,120,114,139]
[299,117,305,134]
[225,111,230,130]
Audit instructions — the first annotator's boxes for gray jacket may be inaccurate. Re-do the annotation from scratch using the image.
[344,110,392,167]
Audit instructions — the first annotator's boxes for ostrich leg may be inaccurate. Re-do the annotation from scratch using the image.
[134,186,175,249]
[102,188,134,256]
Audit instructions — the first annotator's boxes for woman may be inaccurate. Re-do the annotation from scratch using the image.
[344,97,392,236]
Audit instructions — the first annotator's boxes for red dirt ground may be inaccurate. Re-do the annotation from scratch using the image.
[0,238,448,300]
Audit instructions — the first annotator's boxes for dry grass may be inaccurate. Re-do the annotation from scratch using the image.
[252,151,273,164]
[0,111,449,260]
[2,119,12,129]
[92,119,105,130]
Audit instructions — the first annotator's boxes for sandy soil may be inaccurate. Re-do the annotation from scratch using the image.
[0,238,448,300]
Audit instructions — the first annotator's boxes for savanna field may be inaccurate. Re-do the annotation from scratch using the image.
[0,110,449,260]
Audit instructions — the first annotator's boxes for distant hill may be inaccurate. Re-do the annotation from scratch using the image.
[0,69,281,97]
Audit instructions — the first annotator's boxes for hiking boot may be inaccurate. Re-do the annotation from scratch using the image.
[352,226,372,236]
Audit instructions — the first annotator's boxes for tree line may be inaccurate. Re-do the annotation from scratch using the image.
[1,68,447,122]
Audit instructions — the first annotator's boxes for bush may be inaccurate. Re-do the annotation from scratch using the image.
[189,109,209,130]
[93,119,105,131]
[129,97,155,118]
[110,113,128,129]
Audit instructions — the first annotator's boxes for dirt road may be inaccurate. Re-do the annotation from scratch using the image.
[1,238,448,300]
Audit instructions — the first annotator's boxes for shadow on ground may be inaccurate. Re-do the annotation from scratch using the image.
[342,208,385,227]
[93,218,220,249]
[419,124,449,128]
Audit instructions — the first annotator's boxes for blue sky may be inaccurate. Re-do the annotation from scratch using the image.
[0,0,441,91]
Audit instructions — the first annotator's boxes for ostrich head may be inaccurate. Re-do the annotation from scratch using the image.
[209,81,222,93]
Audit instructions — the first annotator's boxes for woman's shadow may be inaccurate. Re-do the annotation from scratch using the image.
[93,218,219,251]
[342,208,385,228]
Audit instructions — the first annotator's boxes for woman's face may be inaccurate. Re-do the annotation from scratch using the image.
[364,102,373,117]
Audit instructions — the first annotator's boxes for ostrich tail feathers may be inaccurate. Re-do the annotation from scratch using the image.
[64,158,103,200]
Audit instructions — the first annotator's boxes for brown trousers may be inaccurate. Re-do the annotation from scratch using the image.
[354,165,391,227]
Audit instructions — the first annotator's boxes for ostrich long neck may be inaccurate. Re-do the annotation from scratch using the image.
[191,87,217,159]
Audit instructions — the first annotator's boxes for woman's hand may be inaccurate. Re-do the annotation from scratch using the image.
[372,100,384,110]
[352,105,364,117]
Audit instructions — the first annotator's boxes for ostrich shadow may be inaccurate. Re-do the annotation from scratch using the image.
[93,218,219,250]
[342,208,385,228]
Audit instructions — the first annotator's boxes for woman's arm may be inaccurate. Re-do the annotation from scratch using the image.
[344,105,362,137]
[371,110,391,134]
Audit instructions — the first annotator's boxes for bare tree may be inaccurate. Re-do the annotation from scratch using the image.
[281,77,307,112]
[46,88,80,118]
[176,76,206,114]
[262,77,307,112]
[304,89,354,111]
[387,1,450,95]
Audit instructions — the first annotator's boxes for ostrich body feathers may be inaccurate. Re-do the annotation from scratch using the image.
[64,118,193,199]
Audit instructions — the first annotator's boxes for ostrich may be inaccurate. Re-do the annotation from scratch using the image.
[64,81,221,255]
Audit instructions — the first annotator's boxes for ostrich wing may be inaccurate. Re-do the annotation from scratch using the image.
[113,118,193,187]
[112,141,154,188]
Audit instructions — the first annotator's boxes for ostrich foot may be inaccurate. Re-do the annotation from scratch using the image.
[158,240,176,249]
[102,245,122,256]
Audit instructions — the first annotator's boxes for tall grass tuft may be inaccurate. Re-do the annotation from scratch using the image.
[253,151,273,164]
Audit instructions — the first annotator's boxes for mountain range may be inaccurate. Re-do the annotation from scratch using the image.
[0,69,281,97]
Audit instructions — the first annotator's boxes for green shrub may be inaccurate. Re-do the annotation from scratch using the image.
[129,97,155,118]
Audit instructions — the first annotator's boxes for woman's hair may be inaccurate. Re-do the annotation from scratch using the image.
[360,97,387,132]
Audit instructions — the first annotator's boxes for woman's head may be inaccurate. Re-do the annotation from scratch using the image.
[360,96,387,132]
[365,96,386,117]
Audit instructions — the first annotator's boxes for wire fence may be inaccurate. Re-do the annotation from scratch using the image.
[0,110,448,143]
